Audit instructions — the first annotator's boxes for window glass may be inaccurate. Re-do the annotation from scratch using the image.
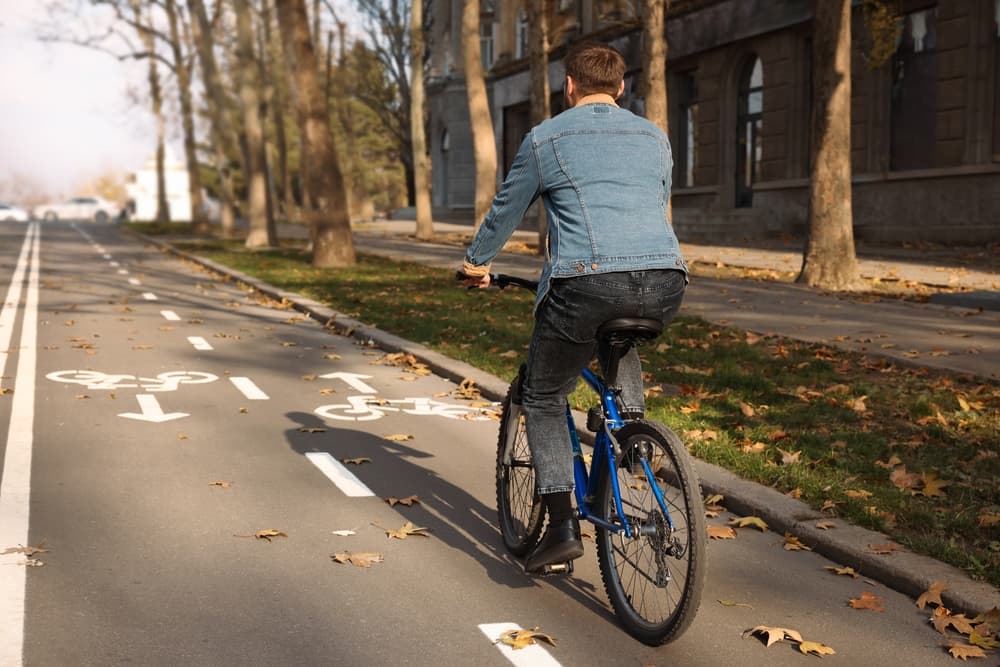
[675,71,699,188]
[889,9,937,170]
[736,57,763,207]
[516,9,529,59]
[480,21,494,68]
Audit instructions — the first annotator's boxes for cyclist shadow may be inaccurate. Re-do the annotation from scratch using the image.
[282,410,618,623]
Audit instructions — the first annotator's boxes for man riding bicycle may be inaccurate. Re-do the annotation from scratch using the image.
[460,40,688,574]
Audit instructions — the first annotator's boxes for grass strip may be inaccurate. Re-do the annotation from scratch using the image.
[156,233,999,587]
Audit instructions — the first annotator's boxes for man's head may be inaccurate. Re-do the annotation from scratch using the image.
[563,40,626,103]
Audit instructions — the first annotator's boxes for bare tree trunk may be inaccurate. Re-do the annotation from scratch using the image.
[276,0,355,267]
[529,0,550,254]
[411,0,433,239]
[640,0,671,223]
[234,0,275,248]
[164,0,208,231]
[261,1,292,220]
[798,0,861,290]
[128,0,170,223]
[462,0,497,231]
[189,0,240,238]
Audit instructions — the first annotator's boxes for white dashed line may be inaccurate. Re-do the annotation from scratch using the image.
[103,253,112,260]
[142,292,158,301]
[304,453,375,497]
[478,624,562,667]
[187,336,213,351]
[229,377,269,400]
[109,261,120,267]
[128,278,141,286]
[160,310,181,321]
[117,269,129,275]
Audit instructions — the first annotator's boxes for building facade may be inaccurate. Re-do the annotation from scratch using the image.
[425,0,1000,245]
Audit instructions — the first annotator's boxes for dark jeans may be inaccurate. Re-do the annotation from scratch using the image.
[522,269,687,494]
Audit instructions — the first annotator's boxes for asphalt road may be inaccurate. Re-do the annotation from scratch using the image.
[0,221,972,666]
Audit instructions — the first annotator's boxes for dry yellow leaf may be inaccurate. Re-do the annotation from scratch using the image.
[342,457,371,465]
[917,471,950,498]
[707,525,737,540]
[931,607,976,636]
[297,427,327,433]
[331,551,383,567]
[799,641,835,657]
[849,591,885,612]
[977,512,1000,528]
[254,529,287,542]
[1,543,49,557]
[729,516,768,532]
[208,481,233,488]
[739,401,756,417]
[377,521,430,540]
[816,520,836,530]
[778,448,801,465]
[943,641,987,660]
[301,374,318,381]
[383,434,413,442]
[782,533,811,551]
[497,627,557,650]
[742,625,803,647]
[824,565,859,578]
[384,495,420,507]
[867,542,903,555]
[916,581,948,610]
[845,489,872,499]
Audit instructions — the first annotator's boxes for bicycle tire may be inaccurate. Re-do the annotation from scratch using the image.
[495,380,544,556]
[595,420,706,645]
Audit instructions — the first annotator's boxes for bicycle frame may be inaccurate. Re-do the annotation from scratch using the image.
[568,367,677,539]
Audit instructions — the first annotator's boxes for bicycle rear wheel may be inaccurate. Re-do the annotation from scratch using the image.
[495,381,544,556]
[595,420,706,645]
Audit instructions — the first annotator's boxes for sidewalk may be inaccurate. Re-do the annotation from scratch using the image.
[136,224,1000,618]
[353,219,1000,382]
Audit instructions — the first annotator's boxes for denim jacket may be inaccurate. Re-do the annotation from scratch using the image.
[465,102,688,311]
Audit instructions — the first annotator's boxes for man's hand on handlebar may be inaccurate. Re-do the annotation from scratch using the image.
[456,268,492,289]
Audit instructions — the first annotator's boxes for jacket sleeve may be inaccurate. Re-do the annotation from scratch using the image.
[464,133,541,268]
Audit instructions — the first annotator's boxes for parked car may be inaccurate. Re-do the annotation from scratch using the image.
[34,196,117,223]
[0,202,30,222]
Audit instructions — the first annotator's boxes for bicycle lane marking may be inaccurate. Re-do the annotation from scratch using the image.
[477,624,562,667]
[187,336,213,350]
[0,223,34,386]
[303,453,375,497]
[0,221,40,667]
[229,377,269,400]
[160,310,181,321]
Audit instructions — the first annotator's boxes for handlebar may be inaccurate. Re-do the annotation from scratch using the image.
[455,270,539,293]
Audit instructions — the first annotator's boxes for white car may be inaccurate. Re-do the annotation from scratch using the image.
[0,202,30,221]
[34,196,117,223]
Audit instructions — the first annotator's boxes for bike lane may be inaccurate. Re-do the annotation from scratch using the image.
[4,222,969,666]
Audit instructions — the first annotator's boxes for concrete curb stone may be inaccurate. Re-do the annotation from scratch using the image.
[132,230,1000,617]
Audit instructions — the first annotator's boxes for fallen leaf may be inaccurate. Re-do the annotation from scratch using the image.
[342,457,371,465]
[890,465,922,492]
[867,542,903,555]
[383,434,413,442]
[324,353,342,360]
[849,591,885,612]
[742,625,803,647]
[496,627,557,650]
[739,401,756,417]
[916,581,948,610]
[798,641,835,657]
[815,520,836,530]
[943,641,987,660]
[824,565,859,578]
[377,521,431,540]
[255,529,287,542]
[729,516,769,532]
[1,543,49,557]
[932,607,976,636]
[717,599,754,609]
[707,525,737,540]
[208,481,233,488]
[301,374,318,381]
[977,512,1000,528]
[968,630,1000,649]
[384,495,420,507]
[331,551,383,567]
[783,533,812,551]
[777,448,801,465]
[917,471,950,498]
[297,427,327,433]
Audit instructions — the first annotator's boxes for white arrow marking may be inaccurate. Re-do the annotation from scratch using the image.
[319,372,376,394]
[118,394,189,423]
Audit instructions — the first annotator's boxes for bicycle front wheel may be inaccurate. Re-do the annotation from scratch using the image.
[595,420,706,645]
[495,382,544,556]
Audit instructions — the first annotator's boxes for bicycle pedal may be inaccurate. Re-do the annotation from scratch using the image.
[539,561,574,576]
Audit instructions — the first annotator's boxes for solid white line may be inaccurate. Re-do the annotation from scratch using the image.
[187,336,213,351]
[127,278,141,286]
[0,224,34,386]
[229,377,269,400]
[478,623,563,667]
[142,292,157,301]
[160,310,181,321]
[304,453,375,497]
[0,223,41,667]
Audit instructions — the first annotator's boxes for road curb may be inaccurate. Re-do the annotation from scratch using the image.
[132,230,1000,617]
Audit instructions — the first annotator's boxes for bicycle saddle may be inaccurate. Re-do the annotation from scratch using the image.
[596,317,663,346]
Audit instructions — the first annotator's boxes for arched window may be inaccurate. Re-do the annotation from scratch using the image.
[516,8,529,59]
[736,57,763,207]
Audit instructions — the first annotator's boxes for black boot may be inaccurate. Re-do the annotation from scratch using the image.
[524,517,583,573]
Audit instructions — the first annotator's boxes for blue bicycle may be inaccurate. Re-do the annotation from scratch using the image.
[489,273,706,645]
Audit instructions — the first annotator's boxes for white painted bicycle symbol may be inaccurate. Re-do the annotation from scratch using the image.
[46,369,218,392]
[315,395,498,422]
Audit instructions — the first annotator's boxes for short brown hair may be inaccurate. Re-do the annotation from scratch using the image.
[564,41,626,97]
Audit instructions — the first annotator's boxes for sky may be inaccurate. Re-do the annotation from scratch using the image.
[0,0,157,200]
